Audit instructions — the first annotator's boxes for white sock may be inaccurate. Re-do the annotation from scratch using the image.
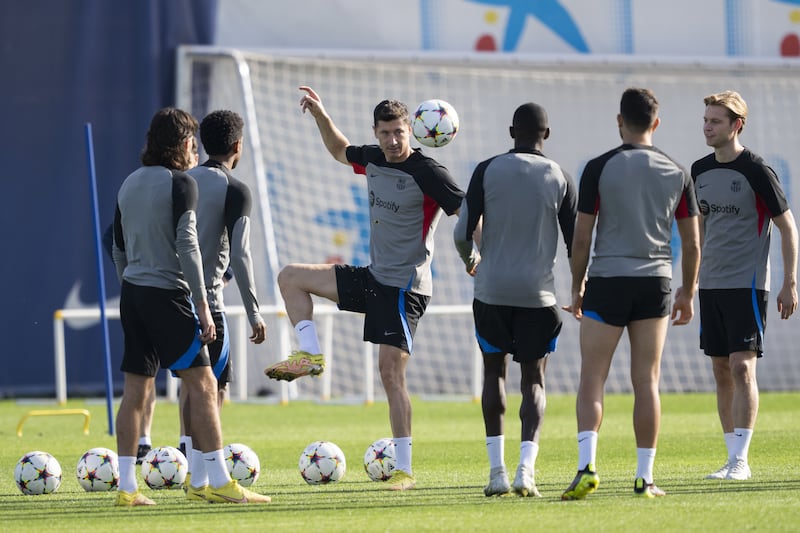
[724,432,737,462]
[520,441,539,470]
[577,431,598,471]
[635,447,657,484]
[295,320,321,354]
[394,437,412,476]
[118,456,138,493]
[204,449,232,489]
[179,435,191,449]
[732,428,753,462]
[485,435,505,470]
[138,436,151,446]
[191,449,208,488]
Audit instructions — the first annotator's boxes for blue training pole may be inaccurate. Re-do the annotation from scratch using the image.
[84,123,115,436]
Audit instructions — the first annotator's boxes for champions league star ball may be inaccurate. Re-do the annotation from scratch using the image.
[14,451,62,495]
[76,447,119,492]
[298,441,346,485]
[224,442,261,487]
[412,99,459,147]
[363,438,396,482]
[141,446,188,490]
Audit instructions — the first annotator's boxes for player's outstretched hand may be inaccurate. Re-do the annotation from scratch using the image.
[299,86,326,118]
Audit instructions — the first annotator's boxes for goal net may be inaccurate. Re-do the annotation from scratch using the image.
[176,47,800,400]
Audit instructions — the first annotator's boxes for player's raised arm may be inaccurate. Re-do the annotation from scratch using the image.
[299,86,350,165]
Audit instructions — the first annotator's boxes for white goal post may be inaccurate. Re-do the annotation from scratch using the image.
[174,46,800,399]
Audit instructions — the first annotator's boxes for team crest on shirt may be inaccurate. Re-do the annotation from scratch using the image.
[731,180,741,193]
[396,178,406,190]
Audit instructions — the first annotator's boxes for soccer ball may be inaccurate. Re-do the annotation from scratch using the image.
[412,99,459,147]
[298,441,346,485]
[224,443,261,487]
[76,447,119,492]
[363,438,396,482]
[14,451,62,495]
[141,446,187,490]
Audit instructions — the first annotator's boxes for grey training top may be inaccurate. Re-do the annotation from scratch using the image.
[692,148,790,291]
[578,144,699,278]
[112,165,206,303]
[188,160,262,327]
[454,148,577,308]
[346,146,464,296]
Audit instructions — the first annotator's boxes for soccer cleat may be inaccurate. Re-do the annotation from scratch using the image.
[705,460,732,480]
[483,466,510,496]
[561,465,600,501]
[634,477,666,498]
[511,464,541,497]
[725,459,752,480]
[206,479,271,504]
[135,444,152,466]
[186,483,209,502]
[384,470,416,491]
[115,490,155,507]
[264,351,325,382]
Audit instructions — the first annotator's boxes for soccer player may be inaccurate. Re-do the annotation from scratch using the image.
[693,91,798,481]
[111,108,270,506]
[561,88,701,500]
[181,109,268,499]
[264,86,464,491]
[453,103,576,497]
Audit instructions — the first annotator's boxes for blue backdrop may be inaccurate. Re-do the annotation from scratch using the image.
[0,0,217,396]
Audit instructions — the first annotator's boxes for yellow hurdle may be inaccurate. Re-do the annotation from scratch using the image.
[16,409,91,437]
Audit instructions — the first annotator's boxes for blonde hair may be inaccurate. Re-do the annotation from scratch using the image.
[704,90,748,134]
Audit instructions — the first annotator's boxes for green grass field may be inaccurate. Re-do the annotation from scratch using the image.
[1,392,798,532]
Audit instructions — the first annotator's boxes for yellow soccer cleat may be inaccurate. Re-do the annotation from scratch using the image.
[561,465,600,501]
[384,470,416,491]
[206,479,271,504]
[264,351,325,381]
[115,490,156,507]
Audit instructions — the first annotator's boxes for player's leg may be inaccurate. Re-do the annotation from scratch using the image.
[514,357,546,497]
[116,372,156,505]
[628,316,669,497]
[562,302,622,501]
[379,345,417,491]
[514,305,558,498]
[472,300,511,495]
[726,349,758,480]
[482,351,511,496]
[265,263,340,381]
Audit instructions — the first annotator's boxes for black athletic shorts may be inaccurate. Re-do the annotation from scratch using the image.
[582,276,671,327]
[119,280,210,377]
[473,300,562,363]
[335,265,429,353]
[699,288,767,357]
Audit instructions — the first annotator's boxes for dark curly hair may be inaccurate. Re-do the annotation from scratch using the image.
[200,110,244,156]
[140,108,198,170]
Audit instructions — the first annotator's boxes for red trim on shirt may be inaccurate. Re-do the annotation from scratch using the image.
[351,162,366,175]
[422,194,439,241]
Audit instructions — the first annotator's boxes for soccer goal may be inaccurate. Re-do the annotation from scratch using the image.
[175,46,800,400]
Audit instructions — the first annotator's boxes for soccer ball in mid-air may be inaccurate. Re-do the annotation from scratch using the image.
[141,446,187,490]
[14,451,62,495]
[412,99,459,148]
[363,438,396,482]
[224,442,261,487]
[76,447,119,492]
[298,441,346,485]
